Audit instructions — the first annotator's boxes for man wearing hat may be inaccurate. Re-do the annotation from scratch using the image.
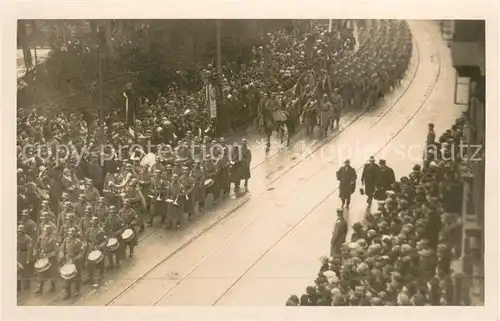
[240,139,252,189]
[361,156,380,206]
[330,208,348,258]
[179,166,195,220]
[59,227,85,299]
[33,224,58,294]
[376,159,396,199]
[17,225,33,292]
[148,169,167,226]
[336,159,357,209]
[104,206,125,268]
[84,178,100,206]
[84,217,106,284]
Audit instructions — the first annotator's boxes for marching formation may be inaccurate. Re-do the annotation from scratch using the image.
[287,116,469,306]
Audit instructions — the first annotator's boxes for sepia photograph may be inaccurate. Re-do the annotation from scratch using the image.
[7,3,496,316]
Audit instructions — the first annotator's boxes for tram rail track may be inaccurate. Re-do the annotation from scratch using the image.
[102,21,425,307]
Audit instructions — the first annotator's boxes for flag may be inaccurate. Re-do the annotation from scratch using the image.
[128,127,135,138]
[122,92,129,125]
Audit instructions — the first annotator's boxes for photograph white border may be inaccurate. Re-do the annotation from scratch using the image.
[1,1,499,321]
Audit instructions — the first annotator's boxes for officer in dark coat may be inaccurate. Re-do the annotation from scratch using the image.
[361,156,379,206]
[330,208,348,258]
[376,159,396,199]
[336,159,357,209]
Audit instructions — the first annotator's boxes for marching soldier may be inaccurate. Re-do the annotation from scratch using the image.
[84,217,106,284]
[336,159,357,209]
[229,142,242,191]
[240,138,252,189]
[204,154,219,199]
[179,167,195,220]
[59,227,85,299]
[167,174,183,229]
[104,206,125,268]
[124,178,146,231]
[39,200,56,222]
[17,225,33,292]
[58,212,81,242]
[33,225,58,294]
[38,212,57,238]
[148,169,168,226]
[84,178,100,205]
[319,94,332,137]
[80,206,93,232]
[330,88,343,129]
[20,210,37,242]
[75,194,91,218]
[94,197,108,222]
[119,199,139,257]
[192,160,206,210]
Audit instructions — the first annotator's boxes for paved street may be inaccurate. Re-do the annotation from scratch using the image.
[21,20,464,306]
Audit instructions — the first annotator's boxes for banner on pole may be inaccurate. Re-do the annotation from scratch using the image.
[206,83,217,119]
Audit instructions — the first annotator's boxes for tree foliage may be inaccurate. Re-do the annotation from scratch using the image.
[18,19,294,119]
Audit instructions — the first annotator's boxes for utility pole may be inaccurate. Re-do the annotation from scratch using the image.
[328,19,333,33]
[215,19,227,135]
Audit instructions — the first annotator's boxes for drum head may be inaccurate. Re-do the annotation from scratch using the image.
[35,258,49,268]
[60,263,77,279]
[122,229,134,240]
[88,250,103,261]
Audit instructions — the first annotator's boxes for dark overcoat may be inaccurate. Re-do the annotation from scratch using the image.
[336,165,357,198]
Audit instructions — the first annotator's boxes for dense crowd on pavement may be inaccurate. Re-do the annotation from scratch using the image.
[15,19,359,300]
[286,116,469,306]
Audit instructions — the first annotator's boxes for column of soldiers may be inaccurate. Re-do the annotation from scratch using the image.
[17,135,252,299]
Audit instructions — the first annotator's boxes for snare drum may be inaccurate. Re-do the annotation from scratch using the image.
[165,198,174,204]
[34,257,51,273]
[59,263,77,280]
[121,229,135,243]
[87,250,104,264]
[204,179,214,188]
[106,237,120,252]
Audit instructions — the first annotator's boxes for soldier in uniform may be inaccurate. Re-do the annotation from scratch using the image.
[124,178,146,231]
[167,174,183,229]
[39,200,56,222]
[191,160,206,211]
[94,197,108,222]
[179,167,195,220]
[33,225,58,294]
[218,138,231,196]
[336,159,357,209]
[229,142,242,192]
[20,210,37,242]
[58,212,81,242]
[148,169,168,226]
[240,138,252,189]
[330,88,343,129]
[119,199,140,255]
[319,94,332,137]
[204,154,219,199]
[84,217,106,284]
[104,206,125,268]
[84,178,100,206]
[59,227,84,299]
[17,225,33,292]
[136,165,151,212]
[38,212,57,239]
[75,194,91,218]
[80,206,93,233]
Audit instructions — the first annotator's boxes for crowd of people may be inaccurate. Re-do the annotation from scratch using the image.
[286,116,469,306]
[15,20,361,300]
